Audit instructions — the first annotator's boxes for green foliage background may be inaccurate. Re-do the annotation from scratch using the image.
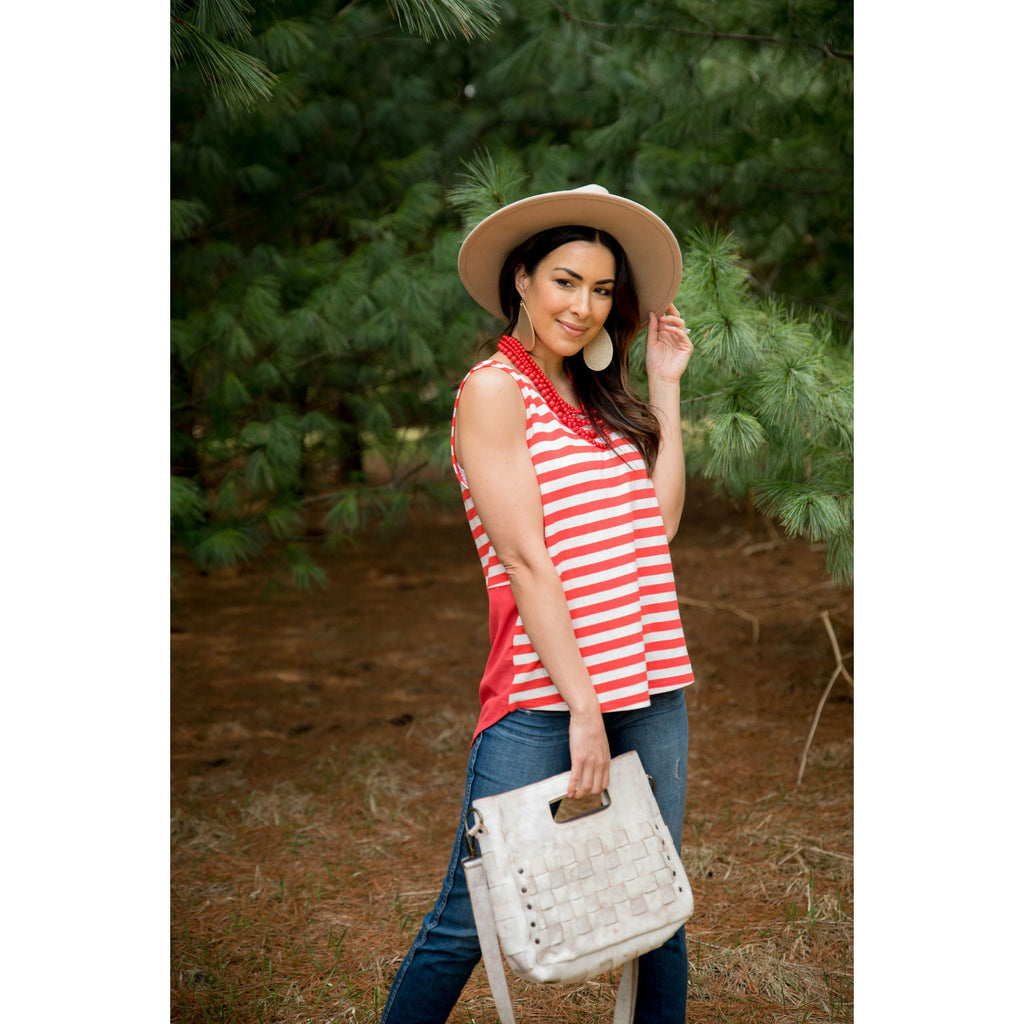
[171,0,853,585]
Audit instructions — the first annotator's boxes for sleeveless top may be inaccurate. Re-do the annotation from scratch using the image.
[451,359,695,739]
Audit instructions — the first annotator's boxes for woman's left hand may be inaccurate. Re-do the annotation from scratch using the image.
[645,303,694,383]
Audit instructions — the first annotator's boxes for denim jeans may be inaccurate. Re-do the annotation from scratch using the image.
[379,689,689,1023]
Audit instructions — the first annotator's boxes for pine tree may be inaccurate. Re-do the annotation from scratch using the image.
[170,0,500,109]
[171,0,853,586]
[674,228,852,584]
[171,0,278,111]
[172,1,501,586]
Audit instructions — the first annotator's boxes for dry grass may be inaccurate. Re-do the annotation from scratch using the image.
[172,748,851,1023]
[171,492,852,1023]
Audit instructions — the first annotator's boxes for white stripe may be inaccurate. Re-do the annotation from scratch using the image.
[524,417,588,445]
[545,503,663,542]
[546,532,669,567]
[582,641,646,668]
[510,687,566,706]
[539,469,641,502]
[548,532,634,565]
[512,652,544,668]
[635,570,677,588]
[557,535,639,562]
[528,438,612,467]
[532,447,641,482]
[636,550,675,567]
[645,639,688,658]
[565,580,643,613]
[563,565,642,596]
[568,603,643,632]
[639,624,685,641]
[648,665,692,682]
[564,577,640,606]
[639,607,685,625]
[510,663,548,682]
[577,620,641,644]
[591,679,651,701]
[539,480,648,517]
[647,655,690,672]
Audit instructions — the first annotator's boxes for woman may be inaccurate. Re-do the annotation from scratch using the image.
[380,185,696,1023]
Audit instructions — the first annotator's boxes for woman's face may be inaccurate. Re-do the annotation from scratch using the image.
[515,240,616,358]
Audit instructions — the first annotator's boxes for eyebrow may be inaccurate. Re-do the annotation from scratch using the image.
[553,267,616,285]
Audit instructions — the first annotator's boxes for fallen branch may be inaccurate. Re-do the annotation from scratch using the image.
[740,517,784,557]
[796,611,854,785]
[677,594,760,643]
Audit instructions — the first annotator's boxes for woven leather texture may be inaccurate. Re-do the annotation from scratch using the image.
[469,752,693,985]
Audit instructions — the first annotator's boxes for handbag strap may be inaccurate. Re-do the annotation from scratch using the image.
[464,855,517,1024]
[615,958,637,1023]
[463,854,636,1024]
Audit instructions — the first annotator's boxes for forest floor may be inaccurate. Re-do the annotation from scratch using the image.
[171,479,853,1023]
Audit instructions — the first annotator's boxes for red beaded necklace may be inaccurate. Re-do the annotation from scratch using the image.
[497,335,607,447]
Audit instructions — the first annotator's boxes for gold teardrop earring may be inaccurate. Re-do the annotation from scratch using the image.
[515,300,536,352]
[583,327,614,371]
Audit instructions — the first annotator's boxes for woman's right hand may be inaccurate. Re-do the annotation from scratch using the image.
[567,705,611,798]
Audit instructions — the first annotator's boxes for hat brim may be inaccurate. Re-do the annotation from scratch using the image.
[457,188,682,322]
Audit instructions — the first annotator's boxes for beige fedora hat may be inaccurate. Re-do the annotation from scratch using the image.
[457,184,682,321]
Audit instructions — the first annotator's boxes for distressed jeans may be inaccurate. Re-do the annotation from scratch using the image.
[379,688,689,1023]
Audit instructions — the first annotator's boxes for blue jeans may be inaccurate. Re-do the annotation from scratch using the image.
[380,689,689,1023]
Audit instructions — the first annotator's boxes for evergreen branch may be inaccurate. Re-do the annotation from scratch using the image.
[387,0,501,41]
[171,14,277,109]
[171,0,255,41]
[680,391,725,406]
[448,150,528,227]
[171,475,208,529]
[171,198,209,242]
[299,458,430,513]
[208,180,337,235]
[284,543,328,592]
[548,3,852,61]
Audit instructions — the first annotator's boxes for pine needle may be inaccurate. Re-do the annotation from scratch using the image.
[171,198,208,242]
[447,150,528,229]
[171,15,277,111]
[387,0,501,41]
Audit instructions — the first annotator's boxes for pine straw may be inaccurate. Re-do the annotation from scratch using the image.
[689,939,847,1008]
[172,493,852,1023]
[173,740,852,1023]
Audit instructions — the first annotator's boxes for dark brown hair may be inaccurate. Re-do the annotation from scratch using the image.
[496,225,662,472]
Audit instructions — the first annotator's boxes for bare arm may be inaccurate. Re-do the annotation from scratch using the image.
[645,305,695,542]
[649,373,685,541]
[454,366,610,798]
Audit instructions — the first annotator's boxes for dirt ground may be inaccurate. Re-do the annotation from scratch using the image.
[171,478,853,1023]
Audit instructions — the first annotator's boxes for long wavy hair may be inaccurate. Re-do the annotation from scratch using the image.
[496,225,662,472]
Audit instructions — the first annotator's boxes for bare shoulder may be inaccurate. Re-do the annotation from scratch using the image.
[455,363,527,458]
[458,363,524,422]
[461,362,519,400]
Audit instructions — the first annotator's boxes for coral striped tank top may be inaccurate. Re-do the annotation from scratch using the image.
[452,359,695,739]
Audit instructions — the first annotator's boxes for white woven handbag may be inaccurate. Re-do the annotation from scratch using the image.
[462,751,693,1024]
